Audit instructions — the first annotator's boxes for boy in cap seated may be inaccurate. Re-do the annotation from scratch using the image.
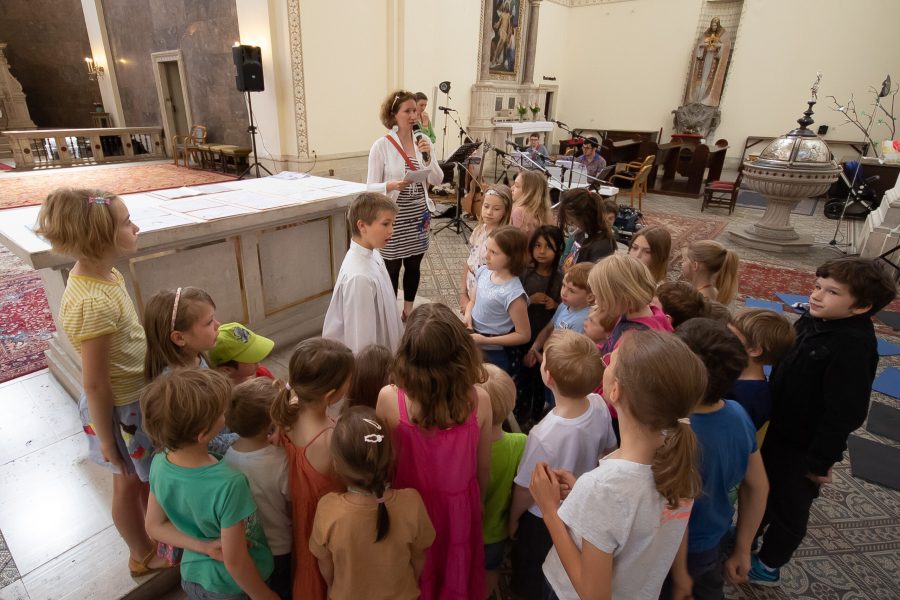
[210,322,276,385]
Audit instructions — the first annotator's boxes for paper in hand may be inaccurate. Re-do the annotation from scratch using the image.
[403,169,430,184]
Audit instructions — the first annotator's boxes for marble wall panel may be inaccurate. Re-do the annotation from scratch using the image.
[103,0,248,144]
[0,0,101,127]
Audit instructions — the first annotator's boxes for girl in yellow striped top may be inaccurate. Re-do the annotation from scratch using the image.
[36,188,170,576]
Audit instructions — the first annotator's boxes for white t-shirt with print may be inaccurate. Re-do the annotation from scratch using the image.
[543,457,693,599]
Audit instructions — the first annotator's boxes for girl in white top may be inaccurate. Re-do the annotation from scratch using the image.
[530,330,707,600]
[458,184,512,312]
[367,89,444,321]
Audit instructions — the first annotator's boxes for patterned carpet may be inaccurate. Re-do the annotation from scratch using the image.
[424,210,900,600]
[0,162,236,210]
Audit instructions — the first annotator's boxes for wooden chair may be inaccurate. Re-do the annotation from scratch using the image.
[611,164,652,211]
[172,125,207,168]
[701,171,743,214]
[623,154,655,172]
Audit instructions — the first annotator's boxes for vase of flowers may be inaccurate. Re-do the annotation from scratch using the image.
[530,104,541,120]
[516,104,527,122]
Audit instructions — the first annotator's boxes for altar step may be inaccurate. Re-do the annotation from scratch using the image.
[0,370,181,599]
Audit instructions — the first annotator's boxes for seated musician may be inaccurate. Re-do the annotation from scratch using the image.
[576,137,607,180]
[526,133,549,168]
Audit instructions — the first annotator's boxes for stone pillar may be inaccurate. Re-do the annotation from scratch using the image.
[522,0,541,84]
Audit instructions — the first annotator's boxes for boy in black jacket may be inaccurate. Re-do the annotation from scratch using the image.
[749,257,896,584]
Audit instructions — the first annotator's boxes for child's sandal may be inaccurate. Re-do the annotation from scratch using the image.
[128,547,169,577]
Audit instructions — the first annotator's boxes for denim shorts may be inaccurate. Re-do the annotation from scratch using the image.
[78,395,154,481]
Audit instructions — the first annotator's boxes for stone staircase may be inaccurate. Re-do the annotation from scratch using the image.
[0,134,12,159]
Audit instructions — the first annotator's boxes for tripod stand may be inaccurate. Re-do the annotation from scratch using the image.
[238,90,273,180]
[433,140,482,242]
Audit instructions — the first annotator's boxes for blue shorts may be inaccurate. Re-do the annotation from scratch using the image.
[78,395,154,481]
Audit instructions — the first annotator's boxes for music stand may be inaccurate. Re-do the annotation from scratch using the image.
[433,141,482,241]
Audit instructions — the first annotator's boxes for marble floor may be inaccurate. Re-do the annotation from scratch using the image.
[0,180,894,599]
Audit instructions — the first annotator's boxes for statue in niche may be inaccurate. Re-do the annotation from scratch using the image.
[685,17,732,107]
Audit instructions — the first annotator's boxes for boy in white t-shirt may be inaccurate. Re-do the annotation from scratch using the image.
[223,378,292,600]
[509,329,617,600]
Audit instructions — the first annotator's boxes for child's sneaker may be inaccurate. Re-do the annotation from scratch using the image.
[748,554,780,585]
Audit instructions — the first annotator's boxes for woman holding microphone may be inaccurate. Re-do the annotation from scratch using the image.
[368,89,444,322]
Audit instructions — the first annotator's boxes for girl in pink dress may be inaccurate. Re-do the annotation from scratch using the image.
[376,303,493,600]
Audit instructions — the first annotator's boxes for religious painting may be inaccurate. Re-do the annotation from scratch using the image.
[488,0,521,76]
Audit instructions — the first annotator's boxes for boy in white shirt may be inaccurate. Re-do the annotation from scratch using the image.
[223,378,292,600]
[323,193,403,353]
[509,329,617,600]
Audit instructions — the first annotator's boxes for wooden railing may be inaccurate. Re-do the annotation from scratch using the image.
[2,127,166,170]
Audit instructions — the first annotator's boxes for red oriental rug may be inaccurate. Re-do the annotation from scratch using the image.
[0,163,236,210]
[0,162,237,383]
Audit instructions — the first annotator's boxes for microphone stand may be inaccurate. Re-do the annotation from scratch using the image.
[554,121,583,189]
[440,103,450,161]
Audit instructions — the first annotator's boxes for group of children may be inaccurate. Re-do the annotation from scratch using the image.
[36,184,897,600]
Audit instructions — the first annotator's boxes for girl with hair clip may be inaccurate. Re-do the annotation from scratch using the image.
[459,184,513,312]
[530,330,706,599]
[682,240,740,305]
[367,89,444,321]
[558,188,617,270]
[143,286,220,381]
[628,225,673,284]
[517,225,565,424]
[271,337,355,600]
[35,188,167,575]
[510,169,553,236]
[143,287,233,456]
[376,303,493,600]
[309,406,436,600]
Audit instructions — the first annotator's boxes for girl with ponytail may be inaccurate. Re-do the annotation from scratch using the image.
[309,406,435,600]
[682,240,740,305]
[270,337,354,600]
[529,330,705,599]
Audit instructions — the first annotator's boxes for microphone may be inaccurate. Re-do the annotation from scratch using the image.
[438,105,457,112]
[505,140,525,150]
[493,147,510,157]
[554,120,568,128]
[412,124,429,163]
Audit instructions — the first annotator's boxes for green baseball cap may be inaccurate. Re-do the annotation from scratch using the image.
[209,322,274,367]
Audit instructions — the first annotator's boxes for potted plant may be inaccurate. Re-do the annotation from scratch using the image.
[530,104,541,120]
[516,104,527,122]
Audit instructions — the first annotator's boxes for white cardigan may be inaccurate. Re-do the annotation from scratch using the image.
[366,129,444,203]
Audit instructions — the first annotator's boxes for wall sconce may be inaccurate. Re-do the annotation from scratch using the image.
[85,57,105,80]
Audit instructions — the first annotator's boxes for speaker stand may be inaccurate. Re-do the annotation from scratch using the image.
[238,90,273,180]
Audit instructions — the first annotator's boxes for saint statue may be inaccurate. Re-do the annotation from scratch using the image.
[685,17,732,107]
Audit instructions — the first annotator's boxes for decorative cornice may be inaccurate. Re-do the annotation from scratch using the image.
[286,0,310,157]
[546,0,636,7]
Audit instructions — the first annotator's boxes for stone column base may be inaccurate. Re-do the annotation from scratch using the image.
[728,227,813,253]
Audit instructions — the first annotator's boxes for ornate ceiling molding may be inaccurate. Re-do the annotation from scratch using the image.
[286,0,310,156]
